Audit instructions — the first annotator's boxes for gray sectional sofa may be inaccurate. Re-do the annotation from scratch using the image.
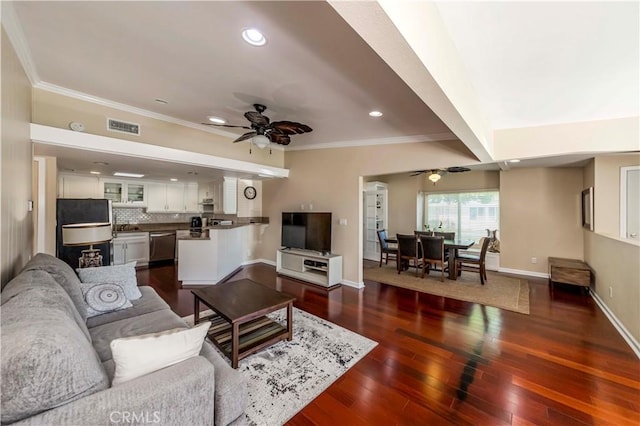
[1,253,247,425]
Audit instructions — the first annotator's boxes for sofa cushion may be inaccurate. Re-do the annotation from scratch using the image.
[19,252,88,321]
[1,272,109,424]
[86,286,170,329]
[1,269,91,342]
[80,282,133,318]
[200,341,248,426]
[77,261,142,300]
[89,309,189,362]
[111,322,211,385]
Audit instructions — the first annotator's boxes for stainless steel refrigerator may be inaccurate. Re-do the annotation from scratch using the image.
[56,198,113,269]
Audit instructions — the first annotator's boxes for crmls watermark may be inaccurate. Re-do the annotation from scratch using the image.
[109,411,161,424]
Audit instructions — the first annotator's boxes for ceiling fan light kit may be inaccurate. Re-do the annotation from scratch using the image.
[252,134,270,149]
[428,172,442,184]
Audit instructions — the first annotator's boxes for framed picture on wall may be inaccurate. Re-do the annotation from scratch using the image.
[582,187,594,231]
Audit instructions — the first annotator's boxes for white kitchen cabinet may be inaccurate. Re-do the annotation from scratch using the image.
[58,174,101,198]
[101,179,146,207]
[146,183,168,212]
[112,232,149,266]
[213,177,237,214]
[147,182,199,212]
[185,183,200,212]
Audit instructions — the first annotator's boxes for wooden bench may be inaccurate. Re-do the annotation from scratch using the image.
[548,257,592,294]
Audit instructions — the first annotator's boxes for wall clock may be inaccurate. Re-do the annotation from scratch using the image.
[244,186,257,200]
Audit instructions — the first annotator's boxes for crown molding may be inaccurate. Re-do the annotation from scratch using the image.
[33,82,247,139]
[1,2,40,85]
[284,132,459,151]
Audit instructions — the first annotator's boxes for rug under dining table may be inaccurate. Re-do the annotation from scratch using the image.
[364,263,530,314]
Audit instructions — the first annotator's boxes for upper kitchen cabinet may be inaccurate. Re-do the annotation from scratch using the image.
[100,179,146,207]
[58,173,101,198]
[146,182,199,213]
[213,177,237,215]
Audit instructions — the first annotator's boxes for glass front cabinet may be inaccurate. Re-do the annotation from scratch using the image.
[101,180,146,206]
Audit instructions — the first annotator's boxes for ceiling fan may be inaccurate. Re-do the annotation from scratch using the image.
[410,166,472,184]
[202,104,312,153]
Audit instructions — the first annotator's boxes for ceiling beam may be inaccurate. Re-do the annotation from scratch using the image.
[329,1,494,163]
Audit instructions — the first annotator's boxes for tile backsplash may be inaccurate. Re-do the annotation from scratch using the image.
[113,208,196,224]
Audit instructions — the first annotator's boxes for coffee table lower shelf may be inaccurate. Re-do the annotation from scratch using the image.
[200,313,288,366]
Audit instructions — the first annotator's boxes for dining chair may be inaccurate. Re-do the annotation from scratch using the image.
[434,231,456,240]
[456,237,490,285]
[396,234,422,276]
[418,235,447,282]
[414,230,431,239]
[376,229,397,267]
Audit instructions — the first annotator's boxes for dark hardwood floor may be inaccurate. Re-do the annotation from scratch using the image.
[137,261,640,425]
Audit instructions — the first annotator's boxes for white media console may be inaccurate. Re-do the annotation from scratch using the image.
[276,249,343,287]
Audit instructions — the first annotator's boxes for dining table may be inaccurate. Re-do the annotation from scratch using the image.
[386,236,475,280]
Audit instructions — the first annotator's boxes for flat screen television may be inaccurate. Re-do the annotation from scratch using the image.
[281,212,332,253]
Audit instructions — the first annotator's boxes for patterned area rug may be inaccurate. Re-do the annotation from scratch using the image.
[184,307,377,425]
[364,263,530,314]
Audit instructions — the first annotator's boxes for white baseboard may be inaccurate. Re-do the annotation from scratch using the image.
[590,290,640,359]
[341,279,364,289]
[242,258,275,266]
[498,267,549,279]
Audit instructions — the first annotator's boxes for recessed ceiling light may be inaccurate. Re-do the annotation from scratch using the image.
[170,178,178,182]
[242,28,266,46]
[369,111,383,117]
[90,171,101,175]
[155,98,169,104]
[93,161,109,166]
[114,172,145,178]
[509,159,521,163]
[208,116,226,124]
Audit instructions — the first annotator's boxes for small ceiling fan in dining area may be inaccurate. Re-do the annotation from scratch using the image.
[410,166,472,184]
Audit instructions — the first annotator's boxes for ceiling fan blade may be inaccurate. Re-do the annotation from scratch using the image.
[270,121,312,135]
[233,131,257,143]
[268,132,291,145]
[244,111,270,127]
[446,166,471,173]
[410,170,427,176]
[201,123,252,129]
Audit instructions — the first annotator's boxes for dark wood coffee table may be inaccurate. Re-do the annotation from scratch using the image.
[191,279,295,368]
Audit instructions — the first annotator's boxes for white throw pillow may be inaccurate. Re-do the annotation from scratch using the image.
[110,322,211,386]
[77,262,142,300]
[79,282,133,318]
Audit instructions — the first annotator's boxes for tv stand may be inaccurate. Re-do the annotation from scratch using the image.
[276,249,342,287]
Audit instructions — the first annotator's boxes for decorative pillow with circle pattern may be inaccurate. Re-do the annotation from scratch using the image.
[79,282,132,318]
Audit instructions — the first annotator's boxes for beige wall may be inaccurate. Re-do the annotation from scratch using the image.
[494,117,640,161]
[257,140,478,285]
[584,153,640,344]
[367,170,500,237]
[1,26,34,287]
[585,231,640,342]
[500,167,584,273]
[32,89,284,168]
[593,153,640,236]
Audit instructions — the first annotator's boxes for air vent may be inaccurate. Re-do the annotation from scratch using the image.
[107,118,140,135]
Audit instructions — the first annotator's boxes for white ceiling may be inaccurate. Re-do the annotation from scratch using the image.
[10,1,639,176]
[435,1,639,129]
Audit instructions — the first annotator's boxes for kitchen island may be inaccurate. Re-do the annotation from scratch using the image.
[177,224,253,285]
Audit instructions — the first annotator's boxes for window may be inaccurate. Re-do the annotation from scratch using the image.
[424,191,500,242]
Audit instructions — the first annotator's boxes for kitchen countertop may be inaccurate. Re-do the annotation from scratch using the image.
[114,221,266,235]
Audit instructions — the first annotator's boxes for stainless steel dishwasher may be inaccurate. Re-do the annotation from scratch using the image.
[149,231,176,263]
